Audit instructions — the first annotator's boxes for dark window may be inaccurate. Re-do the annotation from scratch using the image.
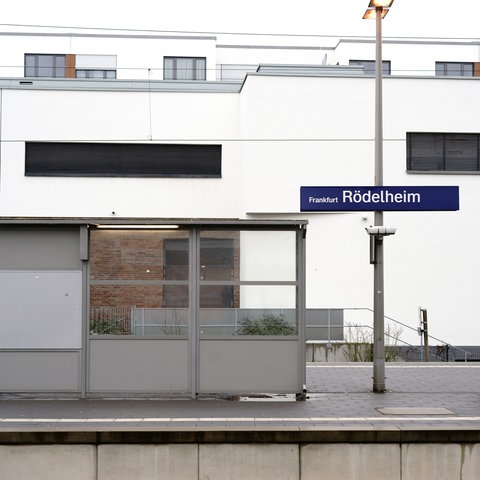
[76,69,116,79]
[25,142,222,177]
[349,59,391,75]
[407,133,480,172]
[435,62,474,77]
[164,57,206,80]
[25,54,66,78]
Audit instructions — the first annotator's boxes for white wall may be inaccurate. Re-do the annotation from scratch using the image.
[1,70,480,345]
[0,87,242,218]
[239,73,480,345]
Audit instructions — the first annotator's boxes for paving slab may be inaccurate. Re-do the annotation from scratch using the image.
[0,363,478,432]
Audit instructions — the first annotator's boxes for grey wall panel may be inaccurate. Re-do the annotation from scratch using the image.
[89,339,190,392]
[0,271,82,348]
[199,339,300,393]
[0,228,81,269]
[0,350,80,391]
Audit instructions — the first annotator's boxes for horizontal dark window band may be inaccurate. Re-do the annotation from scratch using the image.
[25,142,222,177]
[407,170,480,175]
[25,173,221,178]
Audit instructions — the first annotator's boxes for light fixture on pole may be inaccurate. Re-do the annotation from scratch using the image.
[363,0,394,393]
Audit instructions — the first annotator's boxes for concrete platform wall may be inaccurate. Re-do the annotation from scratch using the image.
[1,442,479,480]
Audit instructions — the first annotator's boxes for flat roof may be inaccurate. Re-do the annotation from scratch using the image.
[0,217,308,228]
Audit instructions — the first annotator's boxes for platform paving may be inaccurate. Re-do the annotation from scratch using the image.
[0,363,479,433]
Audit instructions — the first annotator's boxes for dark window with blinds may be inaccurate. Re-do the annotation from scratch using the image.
[407,133,480,172]
[25,142,222,177]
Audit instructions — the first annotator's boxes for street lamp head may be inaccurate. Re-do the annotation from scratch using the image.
[369,0,394,7]
[363,0,394,19]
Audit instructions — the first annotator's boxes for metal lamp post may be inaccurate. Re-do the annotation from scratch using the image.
[363,0,394,393]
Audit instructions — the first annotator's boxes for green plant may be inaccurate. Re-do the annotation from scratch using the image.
[90,318,123,335]
[238,313,296,336]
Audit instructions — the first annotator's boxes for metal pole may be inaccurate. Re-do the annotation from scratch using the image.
[373,5,386,392]
[422,309,429,362]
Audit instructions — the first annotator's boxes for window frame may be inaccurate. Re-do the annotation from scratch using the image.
[163,56,207,81]
[407,132,480,173]
[435,62,474,77]
[75,69,117,79]
[25,142,222,178]
[24,53,66,78]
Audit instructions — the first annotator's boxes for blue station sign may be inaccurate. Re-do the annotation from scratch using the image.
[300,186,459,212]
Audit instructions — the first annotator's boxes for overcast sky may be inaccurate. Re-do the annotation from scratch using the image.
[2,0,479,40]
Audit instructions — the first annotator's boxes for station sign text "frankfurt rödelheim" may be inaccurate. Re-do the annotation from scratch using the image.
[300,186,459,212]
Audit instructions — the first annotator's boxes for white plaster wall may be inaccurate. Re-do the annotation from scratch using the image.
[0,88,242,218]
[239,73,480,345]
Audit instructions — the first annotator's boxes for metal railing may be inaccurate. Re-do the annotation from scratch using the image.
[344,307,472,362]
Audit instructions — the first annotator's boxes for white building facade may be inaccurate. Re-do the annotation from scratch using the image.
[0,27,479,395]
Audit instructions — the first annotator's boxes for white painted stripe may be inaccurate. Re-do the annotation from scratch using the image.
[1,416,480,423]
[306,364,480,368]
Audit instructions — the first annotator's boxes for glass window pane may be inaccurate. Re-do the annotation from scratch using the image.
[199,306,296,336]
[175,58,192,80]
[445,134,478,171]
[164,57,175,80]
[89,289,189,336]
[446,63,461,76]
[408,133,444,170]
[463,63,473,76]
[199,230,296,282]
[435,63,445,76]
[89,228,190,336]
[38,55,54,77]
[239,285,296,309]
[90,229,189,280]
[131,306,189,335]
[199,286,297,336]
[54,55,65,75]
[239,231,296,281]
[195,58,206,80]
[25,55,35,76]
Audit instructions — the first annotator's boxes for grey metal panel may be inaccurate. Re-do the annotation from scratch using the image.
[0,350,80,391]
[79,225,89,260]
[0,228,81,269]
[198,339,300,393]
[0,271,82,348]
[305,309,344,341]
[89,339,190,392]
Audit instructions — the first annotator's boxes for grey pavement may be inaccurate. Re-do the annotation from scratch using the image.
[0,363,479,431]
